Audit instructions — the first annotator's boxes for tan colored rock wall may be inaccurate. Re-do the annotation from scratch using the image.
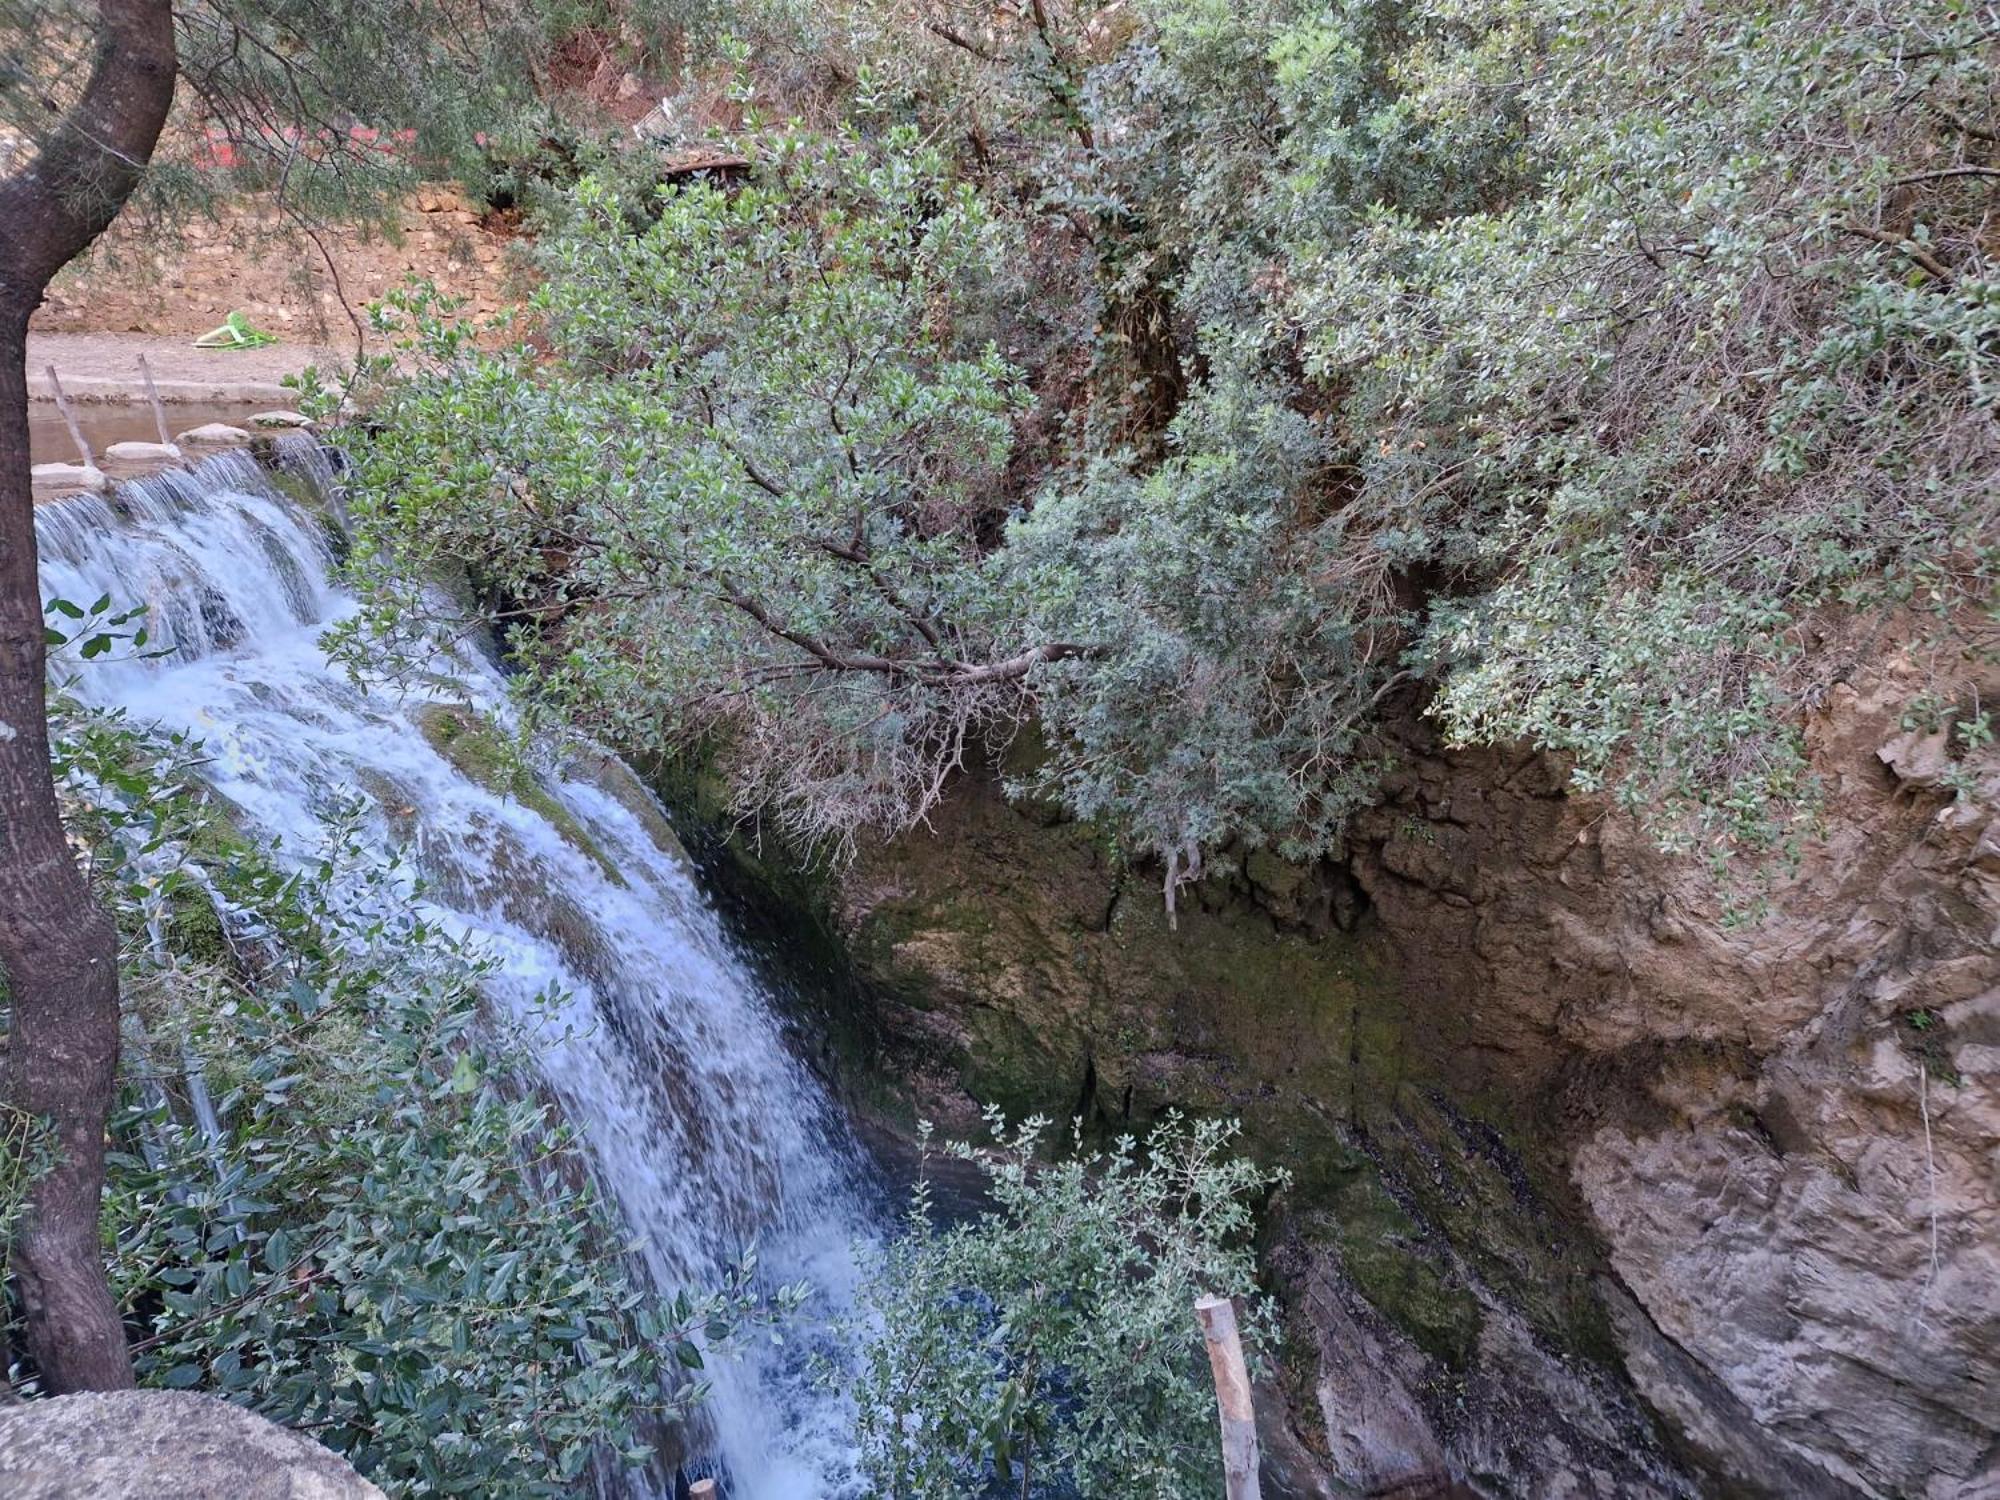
[814,634,1999,1498]
[1344,646,2000,1499]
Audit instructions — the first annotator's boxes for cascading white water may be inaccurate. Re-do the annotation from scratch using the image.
[35,448,874,1497]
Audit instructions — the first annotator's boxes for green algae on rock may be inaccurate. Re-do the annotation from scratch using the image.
[413,703,624,886]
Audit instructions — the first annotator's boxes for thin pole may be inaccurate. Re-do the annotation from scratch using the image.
[136,354,174,447]
[43,366,95,469]
[1195,1294,1261,1500]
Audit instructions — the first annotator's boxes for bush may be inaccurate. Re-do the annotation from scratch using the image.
[346,0,1999,891]
[848,1111,1284,1499]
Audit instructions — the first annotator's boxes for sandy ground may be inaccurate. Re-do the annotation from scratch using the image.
[30,332,331,407]
[28,183,525,426]
[27,183,526,471]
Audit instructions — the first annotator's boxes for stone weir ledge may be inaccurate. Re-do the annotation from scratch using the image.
[27,332,331,499]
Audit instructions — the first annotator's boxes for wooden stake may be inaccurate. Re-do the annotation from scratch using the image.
[688,1480,719,1499]
[136,354,175,448]
[44,366,95,469]
[1195,1293,1261,1500]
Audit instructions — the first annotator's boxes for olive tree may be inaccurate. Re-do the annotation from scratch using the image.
[340,124,1096,853]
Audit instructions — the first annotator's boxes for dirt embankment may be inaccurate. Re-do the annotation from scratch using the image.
[33,185,522,355]
[28,185,526,468]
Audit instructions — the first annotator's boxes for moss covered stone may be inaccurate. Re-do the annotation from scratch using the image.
[568,751,691,866]
[414,703,624,886]
[163,884,231,967]
[704,762,1630,1392]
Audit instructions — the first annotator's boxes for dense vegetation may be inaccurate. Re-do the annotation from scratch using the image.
[9,632,1273,1495]
[850,1114,1281,1498]
[3,0,1996,1491]
[346,0,1999,901]
[10,636,1276,1490]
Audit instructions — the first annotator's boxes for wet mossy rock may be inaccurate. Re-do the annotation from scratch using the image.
[659,637,2000,1498]
[807,764,1687,1494]
[835,766,1426,1175]
[413,703,624,885]
[163,883,231,966]
[569,749,691,867]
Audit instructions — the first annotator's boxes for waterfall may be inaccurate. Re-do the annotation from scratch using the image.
[35,448,874,1497]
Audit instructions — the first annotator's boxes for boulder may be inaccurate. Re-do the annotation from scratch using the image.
[248,410,313,429]
[0,1390,384,1499]
[175,422,252,448]
[103,440,181,471]
[1877,725,1954,788]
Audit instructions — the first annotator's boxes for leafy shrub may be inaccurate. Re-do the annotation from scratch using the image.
[5,676,781,1494]
[848,1111,1283,1499]
[338,122,1035,856]
[345,0,1998,890]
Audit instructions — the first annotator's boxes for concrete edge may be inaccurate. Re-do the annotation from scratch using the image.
[27,375,301,405]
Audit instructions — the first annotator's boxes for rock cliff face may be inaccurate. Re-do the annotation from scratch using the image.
[1346,652,2000,1500]
[804,639,2000,1499]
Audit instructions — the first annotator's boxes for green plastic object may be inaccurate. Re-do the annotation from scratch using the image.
[193,310,279,350]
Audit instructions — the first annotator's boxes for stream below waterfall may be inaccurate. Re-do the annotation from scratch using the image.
[33,447,878,1497]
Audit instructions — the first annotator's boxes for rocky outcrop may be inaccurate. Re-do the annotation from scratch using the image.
[0,1390,384,1499]
[798,633,1999,1498]
[1348,646,2000,1500]
[823,761,1695,1495]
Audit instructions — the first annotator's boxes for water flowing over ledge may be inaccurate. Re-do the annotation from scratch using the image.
[36,446,875,1498]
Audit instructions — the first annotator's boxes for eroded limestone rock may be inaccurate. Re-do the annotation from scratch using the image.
[1344,632,2000,1499]
[0,1390,384,1499]
[174,422,252,448]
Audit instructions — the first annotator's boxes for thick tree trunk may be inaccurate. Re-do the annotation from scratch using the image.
[0,308,129,1387]
[0,0,177,1392]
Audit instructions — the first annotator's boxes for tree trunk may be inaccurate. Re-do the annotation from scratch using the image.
[0,315,129,1384]
[0,0,177,1393]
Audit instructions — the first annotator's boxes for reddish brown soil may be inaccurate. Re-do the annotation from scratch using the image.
[32,186,526,354]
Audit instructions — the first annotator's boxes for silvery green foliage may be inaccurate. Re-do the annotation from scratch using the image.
[11,687,789,1495]
[849,1111,1283,1499]
[1011,352,1391,881]
[349,0,1996,884]
[1093,0,1998,858]
[338,123,1040,855]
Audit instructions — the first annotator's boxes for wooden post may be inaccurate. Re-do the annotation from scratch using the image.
[1195,1293,1261,1500]
[135,354,175,448]
[44,366,95,469]
[688,1480,718,1499]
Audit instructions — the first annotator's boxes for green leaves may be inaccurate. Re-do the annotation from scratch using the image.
[341,125,1034,855]
[1077,0,2000,864]
[12,695,768,1495]
[43,594,163,663]
[343,0,1996,893]
[847,1111,1285,1499]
